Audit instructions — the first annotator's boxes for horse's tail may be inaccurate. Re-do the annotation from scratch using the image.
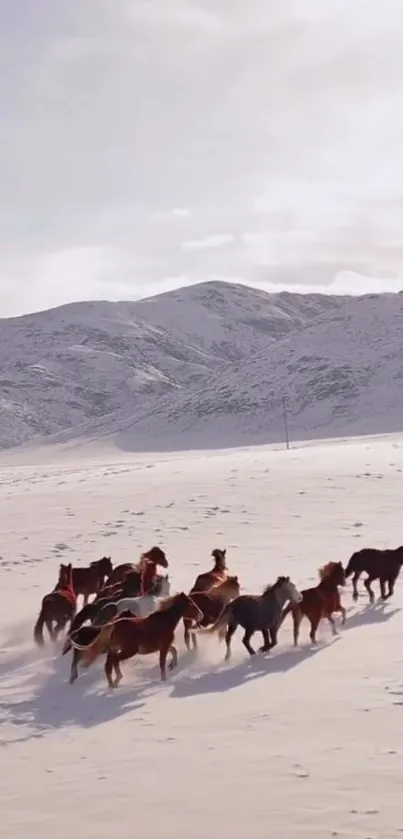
[70,624,115,669]
[33,604,46,646]
[195,601,233,639]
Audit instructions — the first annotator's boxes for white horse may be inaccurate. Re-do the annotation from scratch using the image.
[115,575,171,618]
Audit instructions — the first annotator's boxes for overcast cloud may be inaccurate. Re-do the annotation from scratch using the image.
[1,0,403,316]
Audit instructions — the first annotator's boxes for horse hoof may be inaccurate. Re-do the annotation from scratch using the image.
[259,645,271,653]
[352,593,358,602]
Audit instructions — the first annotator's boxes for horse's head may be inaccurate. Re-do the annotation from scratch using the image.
[221,575,241,599]
[211,548,227,571]
[142,547,168,569]
[95,556,113,578]
[58,563,73,590]
[273,575,302,605]
[319,561,345,587]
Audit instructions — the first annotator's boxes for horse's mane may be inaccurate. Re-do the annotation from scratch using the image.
[262,576,289,596]
[318,562,337,581]
[156,593,179,611]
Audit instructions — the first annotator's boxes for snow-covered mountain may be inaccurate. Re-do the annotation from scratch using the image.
[114,289,403,451]
[1,280,402,452]
[0,280,343,449]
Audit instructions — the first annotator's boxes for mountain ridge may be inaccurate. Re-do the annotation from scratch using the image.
[0,280,400,451]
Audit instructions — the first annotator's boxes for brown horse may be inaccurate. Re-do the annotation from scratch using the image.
[105,547,168,592]
[190,548,228,593]
[280,561,346,646]
[184,575,241,650]
[70,592,203,686]
[70,556,113,605]
[34,563,77,646]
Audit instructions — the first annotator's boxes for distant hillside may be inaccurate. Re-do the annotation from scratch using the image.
[111,291,403,451]
[0,280,344,449]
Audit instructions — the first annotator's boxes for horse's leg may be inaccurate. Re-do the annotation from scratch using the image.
[191,632,198,651]
[183,619,191,651]
[364,576,375,604]
[69,649,81,684]
[259,627,272,653]
[309,612,320,644]
[105,651,120,688]
[387,571,399,598]
[159,641,173,681]
[241,628,256,657]
[269,625,278,648]
[53,619,66,641]
[379,577,387,601]
[339,604,347,625]
[352,571,361,601]
[83,593,89,607]
[168,645,178,671]
[326,613,337,637]
[292,609,302,647]
[224,621,237,661]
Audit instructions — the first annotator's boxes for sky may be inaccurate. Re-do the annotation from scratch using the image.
[1,0,403,316]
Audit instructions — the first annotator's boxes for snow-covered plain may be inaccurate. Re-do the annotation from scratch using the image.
[2,433,403,838]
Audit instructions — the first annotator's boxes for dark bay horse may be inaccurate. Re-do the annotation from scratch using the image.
[34,563,77,646]
[184,575,241,650]
[190,548,228,593]
[104,547,168,593]
[69,592,203,686]
[70,556,113,605]
[280,561,346,646]
[199,576,302,660]
[345,546,403,603]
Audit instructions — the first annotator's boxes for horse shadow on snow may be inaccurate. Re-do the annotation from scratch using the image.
[169,640,332,699]
[169,599,400,700]
[0,641,198,743]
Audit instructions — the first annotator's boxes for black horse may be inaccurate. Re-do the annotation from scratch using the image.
[68,570,142,633]
[345,546,403,603]
[198,575,302,661]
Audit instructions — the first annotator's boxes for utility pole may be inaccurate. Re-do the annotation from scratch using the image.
[282,394,290,451]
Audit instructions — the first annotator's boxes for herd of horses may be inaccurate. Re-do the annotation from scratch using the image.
[32,543,403,688]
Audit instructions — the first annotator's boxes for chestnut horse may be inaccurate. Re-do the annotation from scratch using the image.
[345,546,403,603]
[69,592,203,686]
[34,563,77,646]
[70,556,113,605]
[280,561,346,646]
[104,547,168,594]
[184,575,241,650]
[190,548,228,593]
